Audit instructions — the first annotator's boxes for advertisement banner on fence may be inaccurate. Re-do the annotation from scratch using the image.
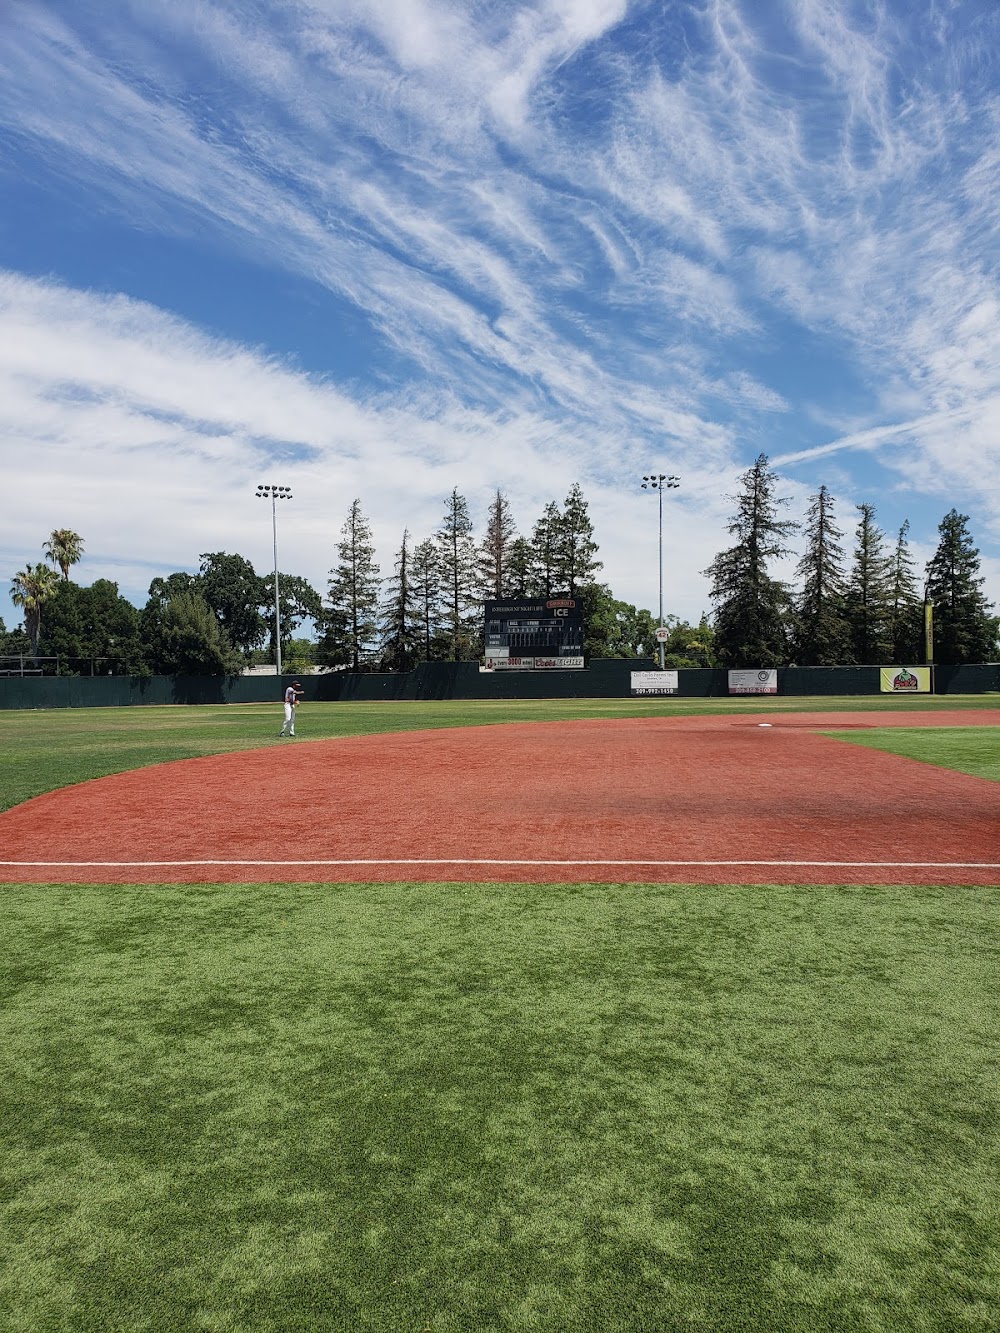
[728,669,778,695]
[630,671,679,696]
[534,656,585,669]
[487,656,585,670]
[880,666,931,693]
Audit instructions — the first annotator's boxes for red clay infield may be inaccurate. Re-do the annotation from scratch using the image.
[2,711,999,886]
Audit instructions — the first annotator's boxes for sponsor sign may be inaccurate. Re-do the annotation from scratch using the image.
[880,666,931,693]
[729,668,778,695]
[534,656,585,669]
[488,655,585,670]
[631,670,678,696]
[484,647,509,659]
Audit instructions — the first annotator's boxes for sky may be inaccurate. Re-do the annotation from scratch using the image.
[2,0,999,632]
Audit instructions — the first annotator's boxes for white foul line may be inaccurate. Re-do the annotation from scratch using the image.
[2,859,1000,869]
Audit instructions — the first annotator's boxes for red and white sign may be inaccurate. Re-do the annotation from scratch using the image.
[489,655,585,670]
[728,669,778,695]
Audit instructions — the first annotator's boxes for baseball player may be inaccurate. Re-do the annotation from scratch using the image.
[278,681,304,736]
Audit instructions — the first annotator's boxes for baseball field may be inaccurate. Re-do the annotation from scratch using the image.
[1,696,999,1331]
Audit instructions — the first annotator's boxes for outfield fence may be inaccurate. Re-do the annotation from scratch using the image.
[1,660,998,709]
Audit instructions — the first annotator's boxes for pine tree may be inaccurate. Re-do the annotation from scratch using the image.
[478,490,517,600]
[435,489,479,660]
[410,538,443,662]
[793,486,852,665]
[379,529,422,672]
[531,502,563,598]
[925,509,997,664]
[322,499,381,671]
[503,537,535,599]
[887,521,923,663]
[846,504,893,663]
[703,454,797,668]
[556,483,602,596]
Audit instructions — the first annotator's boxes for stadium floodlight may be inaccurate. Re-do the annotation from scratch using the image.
[639,473,681,670]
[256,483,293,677]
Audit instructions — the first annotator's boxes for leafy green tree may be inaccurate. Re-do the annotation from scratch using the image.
[281,638,316,675]
[10,562,61,657]
[435,489,479,661]
[478,490,518,600]
[410,538,444,662]
[37,579,147,675]
[141,573,199,667]
[260,572,322,662]
[0,622,33,660]
[925,510,997,664]
[846,504,893,663]
[659,614,718,667]
[380,529,423,672]
[887,521,923,663]
[703,455,797,668]
[155,592,241,675]
[320,499,381,671]
[557,483,602,597]
[43,529,85,580]
[793,486,852,665]
[581,583,658,658]
[146,571,201,607]
[199,552,268,662]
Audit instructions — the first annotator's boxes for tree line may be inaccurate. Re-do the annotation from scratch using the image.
[3,487,696,674]
[5,469,997,676]
[705,456,998,668]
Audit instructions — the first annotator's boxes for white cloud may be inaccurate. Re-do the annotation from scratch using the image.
[0,271,734,621]
[2,0,1000,622]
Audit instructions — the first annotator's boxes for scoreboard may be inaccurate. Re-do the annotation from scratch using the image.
[483,595,584,669]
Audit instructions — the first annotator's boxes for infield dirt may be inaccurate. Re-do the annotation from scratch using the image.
[2,711,998,884]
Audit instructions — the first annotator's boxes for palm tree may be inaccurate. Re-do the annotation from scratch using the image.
[11,562,61,657]
[43,529,85,579]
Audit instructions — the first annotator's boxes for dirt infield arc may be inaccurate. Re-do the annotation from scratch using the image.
[2,711,999,885]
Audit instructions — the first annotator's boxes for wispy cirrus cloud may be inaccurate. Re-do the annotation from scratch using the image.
[1,0,999,613]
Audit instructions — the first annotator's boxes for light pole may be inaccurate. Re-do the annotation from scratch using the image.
[256,484,293,676]
[640,473,680,669]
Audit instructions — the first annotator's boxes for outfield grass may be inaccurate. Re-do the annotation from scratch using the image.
[2,699,999,1329]
[2,881,999,1332]
[824,726,1000,784]
[1,693,996,812]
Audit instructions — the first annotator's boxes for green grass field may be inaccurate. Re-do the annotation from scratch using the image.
[1,699,999,1330]
[823,725,1000,784]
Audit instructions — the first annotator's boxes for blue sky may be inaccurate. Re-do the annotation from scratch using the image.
[2,0,999,628]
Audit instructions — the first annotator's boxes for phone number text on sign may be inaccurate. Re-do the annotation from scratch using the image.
[728,669,778,694]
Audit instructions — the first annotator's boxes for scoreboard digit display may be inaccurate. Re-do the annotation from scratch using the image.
[483,595,585,669]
